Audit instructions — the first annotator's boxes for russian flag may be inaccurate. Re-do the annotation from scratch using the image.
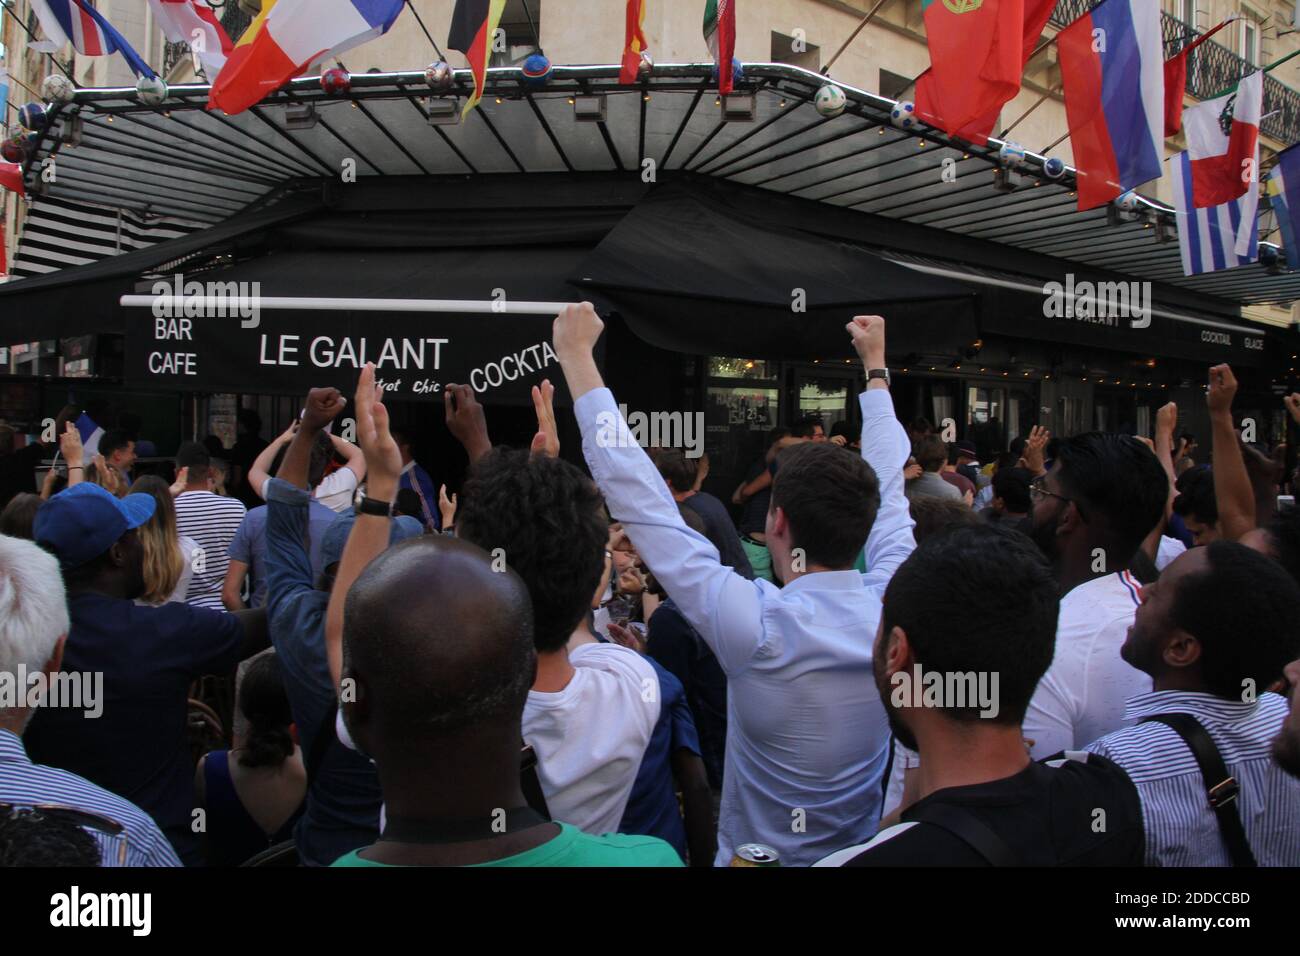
[1183,70,1262,209]
[1058,0,1164,211]
[76,412,103,457]
[31,0,157,76]
[1172,150,1259,276]
[209,0,405,115]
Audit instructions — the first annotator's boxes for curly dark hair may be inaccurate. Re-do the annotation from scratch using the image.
[456,448,608,653]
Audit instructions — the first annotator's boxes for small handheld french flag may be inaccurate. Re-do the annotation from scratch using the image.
[1058,0,1165,210]
[75,412,103,457]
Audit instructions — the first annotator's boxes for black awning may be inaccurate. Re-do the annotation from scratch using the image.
[570,182,979,359]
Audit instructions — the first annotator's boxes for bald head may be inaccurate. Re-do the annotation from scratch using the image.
[341,535,536,759]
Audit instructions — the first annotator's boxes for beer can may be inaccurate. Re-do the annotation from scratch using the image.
[729,843,780,867]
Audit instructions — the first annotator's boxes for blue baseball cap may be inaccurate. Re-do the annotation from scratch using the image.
[320,511,424,571]
[34,482,156,571]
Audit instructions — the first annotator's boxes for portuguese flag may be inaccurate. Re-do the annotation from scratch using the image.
[914,0,1029,141]
[449,0,507,118]
[703,0,736,95]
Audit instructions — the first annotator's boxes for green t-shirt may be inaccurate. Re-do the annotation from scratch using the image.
[332,823,684,868]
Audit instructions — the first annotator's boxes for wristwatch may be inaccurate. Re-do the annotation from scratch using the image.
[867,368,891,386]
[356,494,394,517]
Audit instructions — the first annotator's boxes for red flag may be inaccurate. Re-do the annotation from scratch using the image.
[1164,18,1233,138]
[916,0,1055,145]
[621,0,648,83]
[0,162,25,196]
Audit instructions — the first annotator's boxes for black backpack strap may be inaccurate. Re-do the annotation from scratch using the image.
[519,744,551,820]
[905,803,1021,867]
[1141,713,1258,868]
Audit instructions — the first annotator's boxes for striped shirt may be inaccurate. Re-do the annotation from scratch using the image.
[1086,691,1300,866]
[1023,570,1151,759]
[0,730,180,867]
[174,491,247,610]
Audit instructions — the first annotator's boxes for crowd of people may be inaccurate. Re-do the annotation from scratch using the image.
[1,306,1299,867]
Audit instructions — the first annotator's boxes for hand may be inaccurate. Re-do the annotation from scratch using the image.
[607,621,646,655]
[92,453,121,496]
[170,466,189,497]
[962,489,974,507]
[302,387,347,432]
[693,452,710,489]
[275,421,300,445]
[1175,437,1190,462]
[1134,436,1155,452]
[40,465,59,499]
[438,483,457,527]
[552,302,605,363]
[1206,364,1237,416]
[354,363,402,494]
[1019,425,1049,476]
[829,434,848,447]
[444,384,491,461]
[1284,392,1300,425]
[59,421,84,468]
[846,314,885,368]
[903,459,923,481]
[528,378,560,459]
[617,565,646,596]
[1155,401,1177,441]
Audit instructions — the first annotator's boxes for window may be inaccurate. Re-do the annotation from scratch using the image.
[770,31,820,71]
[1240,8,1262,66]
[489,0,541,67]
[708,357,773,379]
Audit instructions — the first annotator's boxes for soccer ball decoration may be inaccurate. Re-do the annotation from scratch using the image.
[18,103,46,131]
[1042,156,1066,180]
[998,141,1026,168]
[814,83,847,118]
[321,67,351,94]
[1,139,26,163]
[424,60,455,91]
[521,53,552,87]
[136,76,168,107]
[41,74,75,105]
[1114,190,1140,213]
[637,51,654,77]
[890,100,917,130]
[712,57,744,86]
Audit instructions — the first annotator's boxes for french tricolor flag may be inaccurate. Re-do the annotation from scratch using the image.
[1058,0,1165,211]
[1183,70,1262,209]
[208,0,405,115]
[76,412,103,458]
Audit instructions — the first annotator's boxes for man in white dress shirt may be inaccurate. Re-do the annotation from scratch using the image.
[554,303,915,866]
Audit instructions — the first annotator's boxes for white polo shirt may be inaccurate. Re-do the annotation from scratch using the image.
[1023,570,1151,758]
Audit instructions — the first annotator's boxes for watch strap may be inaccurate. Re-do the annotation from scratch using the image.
[357,494,393,517]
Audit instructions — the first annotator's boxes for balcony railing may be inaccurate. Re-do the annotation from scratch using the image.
[161,1,254,78]
[1049,0,1300,145]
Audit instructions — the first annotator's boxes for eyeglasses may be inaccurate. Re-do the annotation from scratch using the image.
[1029,478,1087,520]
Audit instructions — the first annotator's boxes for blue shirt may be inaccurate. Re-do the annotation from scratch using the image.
[23,593,243,865]
[0,729,180,867]
[265,477,382,866]
[400,461,441,532]
[1086,690,1300,866]
[619,657,701,861]
[576,386,916,866]
[228,500,339,608]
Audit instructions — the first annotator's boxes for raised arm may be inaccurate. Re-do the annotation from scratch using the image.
[555,303,768,673]
[849,316,916,592]
[1207,364,1256,540]
[1153,401,1178,522]
[325,363,401,693]
[249,424,297,501]
[329,432,366,483]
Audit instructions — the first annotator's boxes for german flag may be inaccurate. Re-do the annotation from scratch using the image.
[449,0,507,119]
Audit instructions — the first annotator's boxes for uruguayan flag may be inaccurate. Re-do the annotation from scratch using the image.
[1171,150,1259,276]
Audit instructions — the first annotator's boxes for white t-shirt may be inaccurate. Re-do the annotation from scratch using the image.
[174,491,247,611]
[1156,535,1187,571]
[314,468,358,513]
[882,740,920,820]
[1023,570,1152,758]
[522,642,660,835]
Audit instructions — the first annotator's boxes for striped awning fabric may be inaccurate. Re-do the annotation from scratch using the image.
[9,196,205,279]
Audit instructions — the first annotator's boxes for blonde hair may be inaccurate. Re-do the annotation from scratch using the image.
[129,475,185,604]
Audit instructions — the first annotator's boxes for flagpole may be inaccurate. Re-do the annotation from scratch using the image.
[519,0,544,56]
[403,0,447,62]
[1210,46,1300,98]
[821,0,893,76]
[998,83,1060,138]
